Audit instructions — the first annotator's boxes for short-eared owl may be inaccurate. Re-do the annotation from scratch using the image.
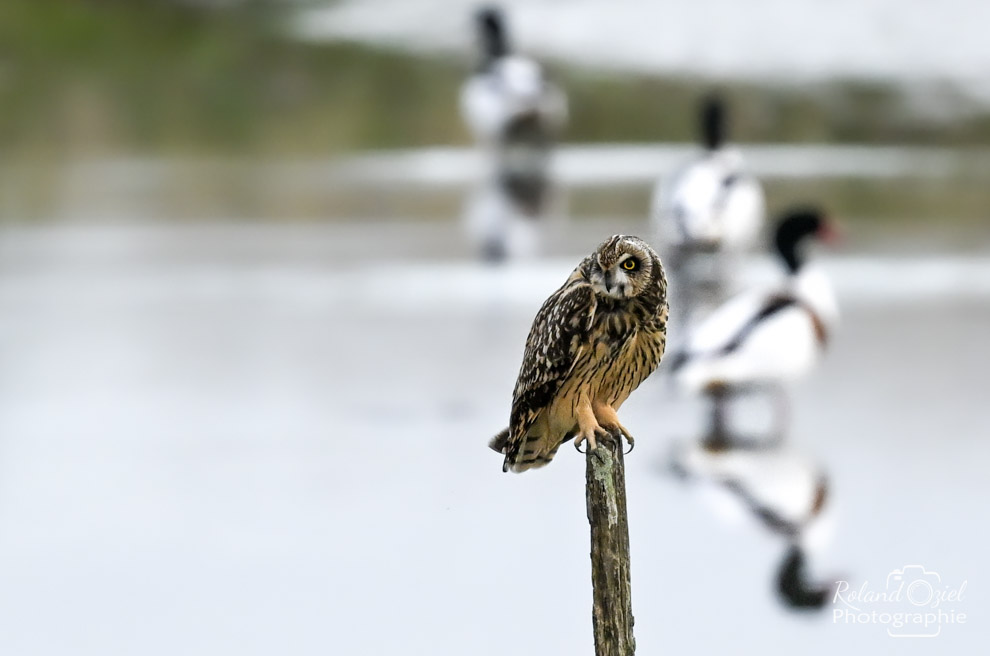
[490,235,668,472]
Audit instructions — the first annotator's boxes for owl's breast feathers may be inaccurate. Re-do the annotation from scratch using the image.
[589,277,668,402]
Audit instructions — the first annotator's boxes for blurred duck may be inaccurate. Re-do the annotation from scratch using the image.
[653,95,764,258]
[669,439,838,610]
[460,6,568,262]
[671,207,840,437]
[652,95,765,317]
[460,7,568,147]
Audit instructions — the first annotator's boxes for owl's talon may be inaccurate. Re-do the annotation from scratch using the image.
[574,435,597,454]
[600,422,635,455]
[574,428,603,454]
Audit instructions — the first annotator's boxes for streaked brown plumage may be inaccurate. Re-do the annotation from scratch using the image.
[489,235,669,472]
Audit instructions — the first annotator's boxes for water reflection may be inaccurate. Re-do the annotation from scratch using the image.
[668,435,839,611]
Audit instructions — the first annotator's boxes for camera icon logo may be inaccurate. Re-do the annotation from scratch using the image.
[886,565,941,607]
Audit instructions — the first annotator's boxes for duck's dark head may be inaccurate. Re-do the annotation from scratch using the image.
[773,206,839,274]
[699,93,727,151]
[476,6,509,67]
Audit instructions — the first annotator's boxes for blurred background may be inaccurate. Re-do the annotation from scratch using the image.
[0,0,987,654]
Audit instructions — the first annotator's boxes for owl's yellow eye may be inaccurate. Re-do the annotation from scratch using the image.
[622,259,638,271]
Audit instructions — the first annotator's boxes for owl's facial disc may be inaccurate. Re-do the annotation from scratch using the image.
[591,254,642,299]
[589,235,657,300]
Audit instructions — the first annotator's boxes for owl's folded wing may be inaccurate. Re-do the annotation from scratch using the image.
[506,282,596,457]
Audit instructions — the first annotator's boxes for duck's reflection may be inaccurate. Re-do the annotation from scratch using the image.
[668,436,839,611]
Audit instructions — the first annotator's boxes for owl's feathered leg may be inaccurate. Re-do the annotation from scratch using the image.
[593,403,636,453]
[574,399,610,454]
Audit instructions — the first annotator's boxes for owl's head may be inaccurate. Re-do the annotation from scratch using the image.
[587,235,663,300]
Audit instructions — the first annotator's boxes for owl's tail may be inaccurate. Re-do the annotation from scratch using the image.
[489,427,562,473]
[488,428,510,454]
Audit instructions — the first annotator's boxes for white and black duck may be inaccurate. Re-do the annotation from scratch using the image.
[459,7,567,147]
[652,95,765,318]
[671,207,840,438]
[459,6,568,261]
[653,94,764,258]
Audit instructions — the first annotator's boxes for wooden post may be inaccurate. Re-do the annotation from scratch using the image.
[586,433,636,656]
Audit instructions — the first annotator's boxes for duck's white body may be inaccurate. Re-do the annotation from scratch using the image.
[460,55,568,146]
[653,147,765,254]
[674,265,838,394]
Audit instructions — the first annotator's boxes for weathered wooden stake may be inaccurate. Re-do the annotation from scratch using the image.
[586,433,636,656]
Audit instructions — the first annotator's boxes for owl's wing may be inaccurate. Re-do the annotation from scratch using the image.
[505,281,596,467]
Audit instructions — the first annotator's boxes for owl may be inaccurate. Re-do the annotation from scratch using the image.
[489,235,669,472]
